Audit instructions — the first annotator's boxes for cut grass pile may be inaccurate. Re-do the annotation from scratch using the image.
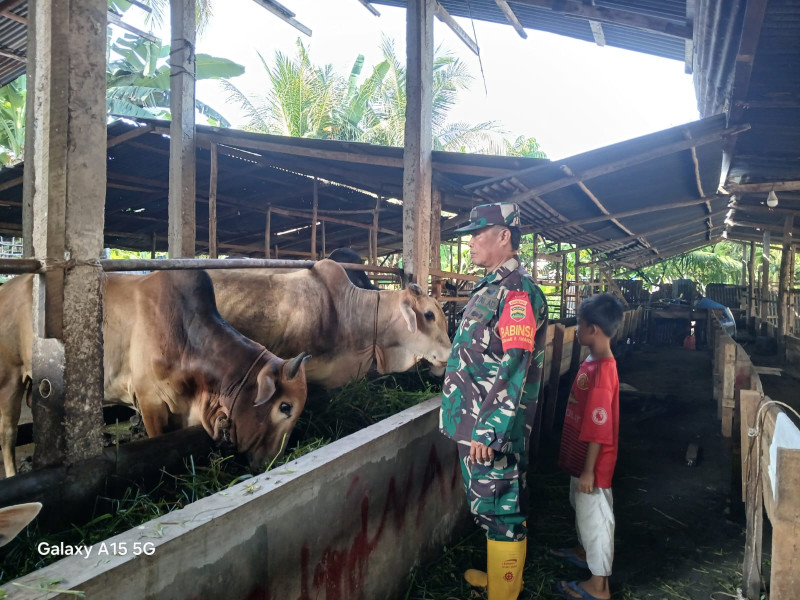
[0,372,440,587]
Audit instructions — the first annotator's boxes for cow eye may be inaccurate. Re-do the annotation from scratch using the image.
[424,311,435,321]
[279,402,292,416]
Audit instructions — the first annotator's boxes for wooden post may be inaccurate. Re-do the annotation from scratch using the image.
[265,207,271,259]
[559,244,567,319]
[21,1,36,258]
[30,0,107,469]
[151,231,157,259]
[322,221,326,258]
[208,144,218,259]
[372,196,381,265]
[761,230,771,321]
[777,215,794,356]
[741,389,763,600]
[721,336,736,437]
[311,179,318,259]
[457,236,462,273]
[545,324,566,433]
[402,0,434,287]
[531,233,538,283]
[168,0,196,258]
[772,447,800,598]
[430,187,442,297]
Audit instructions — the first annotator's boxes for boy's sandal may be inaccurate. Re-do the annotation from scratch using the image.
[555,580,608,600]
[548,547,589,570]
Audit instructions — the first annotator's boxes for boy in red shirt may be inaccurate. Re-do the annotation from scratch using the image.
[554,293,624,600]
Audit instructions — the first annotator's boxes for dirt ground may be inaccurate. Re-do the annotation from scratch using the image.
[406,344,765,600]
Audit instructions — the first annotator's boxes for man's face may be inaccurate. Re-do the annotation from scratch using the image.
[468,225,506,268]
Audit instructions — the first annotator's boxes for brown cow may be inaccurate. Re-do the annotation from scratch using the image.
[0,270,309,477]
[208,259,451,389]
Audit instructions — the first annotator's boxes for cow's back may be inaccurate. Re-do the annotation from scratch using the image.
[208,262,346,360]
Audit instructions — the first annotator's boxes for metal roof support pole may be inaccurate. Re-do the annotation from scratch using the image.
[777,216,794,358]
[28,0,107,472]
[168,0,197,258]
[760,230,771,327]
[402,0,433,291]
[208,144,218,259]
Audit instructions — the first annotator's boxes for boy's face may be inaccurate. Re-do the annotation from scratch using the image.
[576,317,596,346]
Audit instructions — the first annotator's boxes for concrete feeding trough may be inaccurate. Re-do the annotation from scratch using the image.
[8,397,465,600]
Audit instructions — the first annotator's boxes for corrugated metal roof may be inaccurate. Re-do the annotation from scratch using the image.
[0,1,27,87]
[0,114,735,268]
[373,0,689,61]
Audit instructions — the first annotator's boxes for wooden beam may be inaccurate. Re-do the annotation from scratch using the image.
[493,0,526,38]
[433,0,479,55]
[355,0,380,16]
[403,0,434,287]
[777,216,794,354]
[508,0,692,39]
[727,219,800,237]
[107,124,154,148]
[560,165,638,238]
[208,144,218,258]
[475,125,749,204]
[311,179,318,258]
[589,21,605,46]
[554,210,729,255]
[269,206,400,236]
[729,202,800,217]
[250,0,312,36]
[168,0,196,258]
[727,180,800,194]
[107,10,160,43]
[0,47,25,62]
[0,0,26,24]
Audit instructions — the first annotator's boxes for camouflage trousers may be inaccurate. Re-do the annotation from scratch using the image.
[457,442,529,541]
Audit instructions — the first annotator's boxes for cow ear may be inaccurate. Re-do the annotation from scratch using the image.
[254,368,277,407]
[400,300,417,333]
[407,283,424,297]
[0,503,41,548]
[283,351,311,381]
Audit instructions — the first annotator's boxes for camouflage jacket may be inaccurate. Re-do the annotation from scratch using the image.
[440,255,548,454]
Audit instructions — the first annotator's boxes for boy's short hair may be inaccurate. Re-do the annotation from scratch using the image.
[578,293,625,338]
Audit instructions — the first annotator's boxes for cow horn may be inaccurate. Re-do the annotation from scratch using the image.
[284,351,311,380]
[407,283,423,296]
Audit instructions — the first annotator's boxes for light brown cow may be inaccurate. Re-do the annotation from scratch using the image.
[0,270,309,477]
[208,259,451,389]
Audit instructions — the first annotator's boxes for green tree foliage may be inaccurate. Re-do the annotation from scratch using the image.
[107,34,244,125]
[224,37,505,153]
[0,75,25,165]
[503,135,547,158]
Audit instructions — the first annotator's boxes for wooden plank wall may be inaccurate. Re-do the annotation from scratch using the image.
[710,313,800,599]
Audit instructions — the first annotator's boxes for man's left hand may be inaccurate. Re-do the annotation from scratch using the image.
[470,440,494,464]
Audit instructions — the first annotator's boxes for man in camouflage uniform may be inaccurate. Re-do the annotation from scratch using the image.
[440,202,548,600]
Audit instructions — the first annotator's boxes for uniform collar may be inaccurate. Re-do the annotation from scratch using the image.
[477,255,520,289]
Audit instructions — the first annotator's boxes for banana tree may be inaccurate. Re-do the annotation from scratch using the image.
[0,75,25,165]
[107,34,244,125]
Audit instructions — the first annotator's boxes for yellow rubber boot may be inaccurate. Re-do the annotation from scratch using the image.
[487,538,526,600]
[463,567,488,588]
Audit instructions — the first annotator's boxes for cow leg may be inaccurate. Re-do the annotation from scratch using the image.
[0,377,24,477]
[139,398,170,438]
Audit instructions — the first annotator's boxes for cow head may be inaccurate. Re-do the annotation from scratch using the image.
[379,284,451,376]
[218,351,310,472]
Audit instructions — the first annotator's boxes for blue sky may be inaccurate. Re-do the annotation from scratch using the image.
[119,0,700,159]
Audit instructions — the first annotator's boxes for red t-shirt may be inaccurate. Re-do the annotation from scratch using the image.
[558,357,619,488]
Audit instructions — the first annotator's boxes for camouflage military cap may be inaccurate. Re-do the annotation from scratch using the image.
[454,202,521,234]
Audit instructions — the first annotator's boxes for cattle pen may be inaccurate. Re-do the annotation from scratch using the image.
[1,1,800,599]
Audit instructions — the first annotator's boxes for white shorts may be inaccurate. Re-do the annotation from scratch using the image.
[569,476,615,576]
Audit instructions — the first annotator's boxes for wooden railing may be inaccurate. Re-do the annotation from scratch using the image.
[710,314,800,599]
